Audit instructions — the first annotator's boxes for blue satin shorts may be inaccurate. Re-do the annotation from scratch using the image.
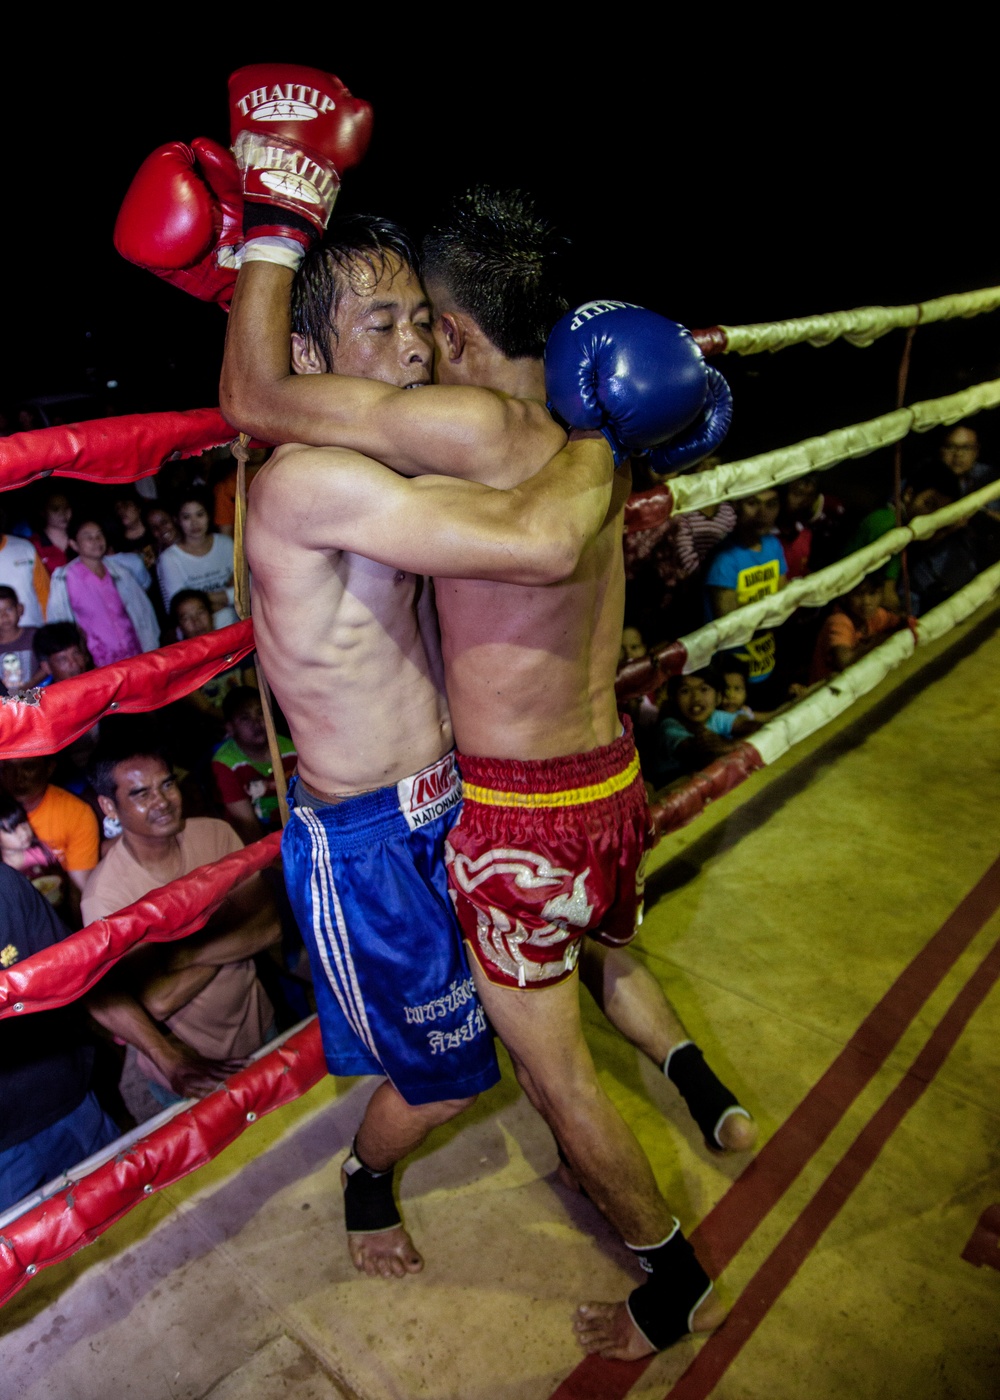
[282,754,499,1106]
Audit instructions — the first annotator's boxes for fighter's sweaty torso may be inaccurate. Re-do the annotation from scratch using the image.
[247,458,451,798]
[434,463,631,761]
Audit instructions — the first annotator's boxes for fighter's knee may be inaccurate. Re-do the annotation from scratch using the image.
[422,1094,476,1127]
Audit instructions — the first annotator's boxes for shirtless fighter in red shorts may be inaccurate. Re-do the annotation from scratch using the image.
[218,75,738,1358]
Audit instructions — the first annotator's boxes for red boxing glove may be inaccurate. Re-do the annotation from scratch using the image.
[114,138,242,308]
[229,63,373,249]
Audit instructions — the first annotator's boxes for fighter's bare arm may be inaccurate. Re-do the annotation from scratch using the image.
[254,436,615,585]
[221,264,565,486]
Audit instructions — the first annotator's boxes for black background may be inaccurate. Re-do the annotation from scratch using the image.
[5,36,998,501]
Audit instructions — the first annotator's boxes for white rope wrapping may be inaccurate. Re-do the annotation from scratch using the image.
[750,559,1000,766]
[718,285,1000,355]
[915,558,1000,645]
[677,479,1000,672]
[670,379,1000,516]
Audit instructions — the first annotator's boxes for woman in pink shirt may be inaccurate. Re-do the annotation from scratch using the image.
[46,519,161,669]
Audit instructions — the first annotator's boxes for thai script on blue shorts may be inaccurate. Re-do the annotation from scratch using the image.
[281,753,499,1106]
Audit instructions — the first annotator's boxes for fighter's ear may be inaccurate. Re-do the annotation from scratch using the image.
[437,311,465,363]
[291,334,325,375]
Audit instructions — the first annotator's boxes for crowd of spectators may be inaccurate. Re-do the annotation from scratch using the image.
[0,440,309,1208]
[626,422,1000,799]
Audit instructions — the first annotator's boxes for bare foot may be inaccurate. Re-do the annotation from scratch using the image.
[715,1107,758,1153]
[573,1289,727,1360]
[340,1168,423,1278]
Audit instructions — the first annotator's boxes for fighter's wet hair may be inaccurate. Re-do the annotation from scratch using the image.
[292,214,423,372]
[422,187,571,359]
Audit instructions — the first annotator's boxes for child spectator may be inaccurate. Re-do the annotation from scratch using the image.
[30,488,76,574]
[31,625,104,798]
[156,489,237,629]
[47,519,160,668]
[846,464,959,613]
[170,589,257,713]
[620,625,648,665]
[705,489,787,702]
[212,688,297,844]
[777,474,848,578]
[33,622,91,685]
[0,585,43,693]
[0,757,100,922]
[647,665,759,790]
[717,655,755,718]
[809,574,905,683]
[0,792,69,910]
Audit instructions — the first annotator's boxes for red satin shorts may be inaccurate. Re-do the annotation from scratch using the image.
[445,721,651,989]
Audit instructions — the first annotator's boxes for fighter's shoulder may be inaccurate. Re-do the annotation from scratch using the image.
[250,442,368,505]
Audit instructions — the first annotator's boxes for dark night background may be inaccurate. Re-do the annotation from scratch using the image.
[5,39,998,510]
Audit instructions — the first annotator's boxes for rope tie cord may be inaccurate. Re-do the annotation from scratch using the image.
[230,432,290,829]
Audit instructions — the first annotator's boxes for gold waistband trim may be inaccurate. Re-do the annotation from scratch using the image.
[462,752,641,809]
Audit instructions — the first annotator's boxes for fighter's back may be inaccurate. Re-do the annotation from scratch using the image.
[435,463,631,761]
[247,447,452,796]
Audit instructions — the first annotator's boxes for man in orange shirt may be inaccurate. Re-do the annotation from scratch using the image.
[0,757,99,892]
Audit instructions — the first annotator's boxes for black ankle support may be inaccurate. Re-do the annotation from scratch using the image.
[626,1222,713,1352]
[342,1140,402,1234]
[666,1041,745,1150]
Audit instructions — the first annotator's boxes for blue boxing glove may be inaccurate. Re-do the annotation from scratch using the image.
[545,300,730,466]
[648,365,733,473]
